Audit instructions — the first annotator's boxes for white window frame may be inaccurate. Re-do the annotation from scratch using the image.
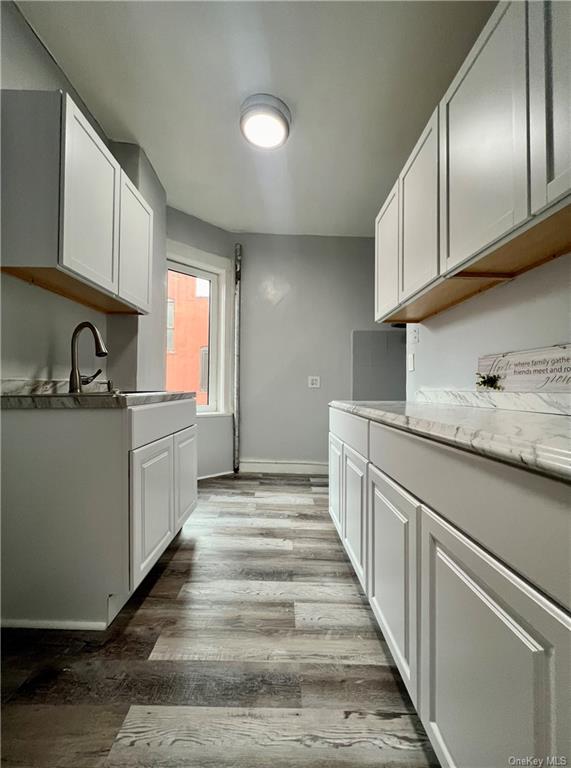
[166,240,234,415]
[166,261,219,412]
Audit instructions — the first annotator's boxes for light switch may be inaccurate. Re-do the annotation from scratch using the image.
[408,353,415,372]
[308,376,321,389]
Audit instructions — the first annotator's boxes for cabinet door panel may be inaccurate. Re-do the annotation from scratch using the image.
[118,171,153,311]
[131,435,174,589]
[374,181,399,320]
[420,506,571,768]
[368,465,418,704]
[328,433,343,535]
[440,2,528,272]
[61,94,119,292]
[174,425,197,531]
[530,0,571,212]
[342,444,367,591]
[400,109,439,301]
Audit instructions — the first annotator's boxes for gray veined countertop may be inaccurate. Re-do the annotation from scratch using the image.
[1,390,196,409]
[330,400,571,483]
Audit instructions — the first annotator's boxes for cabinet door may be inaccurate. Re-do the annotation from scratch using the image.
[328,433,343,536]
[60,94,120,292]
[440,2,528,272]
[399,108,439,301]
[131,435,174,589]
[420,505,571,768]
[342,444,367,591]
[530,0,571,213]
[374,181,399,320]
[174,425,197,531]
[368,465,419,705]
[118,171,153,312]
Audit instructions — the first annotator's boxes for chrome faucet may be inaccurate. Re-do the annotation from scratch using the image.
[69,322,108,394]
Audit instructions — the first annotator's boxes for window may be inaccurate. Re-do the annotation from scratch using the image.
[166,299,175,353]
[165,263,219,410]
[199,347,209,392]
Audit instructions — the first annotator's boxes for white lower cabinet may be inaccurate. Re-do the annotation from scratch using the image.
[368,465,419,705]
[342,443,367,591]
[131,434,174,589]
[420,505,571,768]
[328,433,343,535]
[329,409,571,768]
[174,425,198,530]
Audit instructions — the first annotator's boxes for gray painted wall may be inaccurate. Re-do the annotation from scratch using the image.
[166,207,235,478]
[167,207,233,259]
[0,1,110,382]
[238,233,379,464]
[351,330,406,400]
[407,254,571,397]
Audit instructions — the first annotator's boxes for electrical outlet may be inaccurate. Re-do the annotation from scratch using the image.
[408,353,415,372]
[409,326,419,345]
[308,376,321,389]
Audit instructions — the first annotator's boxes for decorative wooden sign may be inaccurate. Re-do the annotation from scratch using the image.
[477,344,571,393]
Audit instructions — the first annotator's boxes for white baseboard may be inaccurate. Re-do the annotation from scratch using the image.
[2,618,108,631]
[199,470,236,481]
[239,460,328,476]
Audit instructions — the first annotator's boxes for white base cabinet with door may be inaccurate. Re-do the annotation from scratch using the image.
[368,465,419,706]
[1,90,153,314]
[421,506,570,768]
[341,443,367,592]
[1,397,197,629]
[328,403,571,767]
[328,433,343,536]
[131,435,175,589]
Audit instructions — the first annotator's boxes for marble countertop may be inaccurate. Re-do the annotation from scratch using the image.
[1,390,196,409]
[330,400,571,482]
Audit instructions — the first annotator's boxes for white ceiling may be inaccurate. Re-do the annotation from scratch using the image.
[19,1,494,237]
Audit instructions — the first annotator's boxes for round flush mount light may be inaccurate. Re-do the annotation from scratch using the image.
[240,93,291,149]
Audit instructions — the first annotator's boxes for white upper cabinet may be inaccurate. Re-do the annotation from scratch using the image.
[399,108,439,301]
[118,171,153,312]
[439,1,528,272]
[529,0,571,213]
[1,90,153,314]
[61,94,120,293]
[374,181,399,320]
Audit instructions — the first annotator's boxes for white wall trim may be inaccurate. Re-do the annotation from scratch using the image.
[2,618,108,631]
[198,470,235,481]
[239,460,328,476]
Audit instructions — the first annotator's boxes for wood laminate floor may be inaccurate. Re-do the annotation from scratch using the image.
[1,474,438,767]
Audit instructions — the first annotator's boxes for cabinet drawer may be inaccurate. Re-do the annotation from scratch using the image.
[329,408,368,459]
[420,505,571,768]
[369,420,571,611]
[129,399,196,449]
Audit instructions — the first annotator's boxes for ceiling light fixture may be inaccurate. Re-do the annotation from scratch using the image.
[240,94,291,149]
